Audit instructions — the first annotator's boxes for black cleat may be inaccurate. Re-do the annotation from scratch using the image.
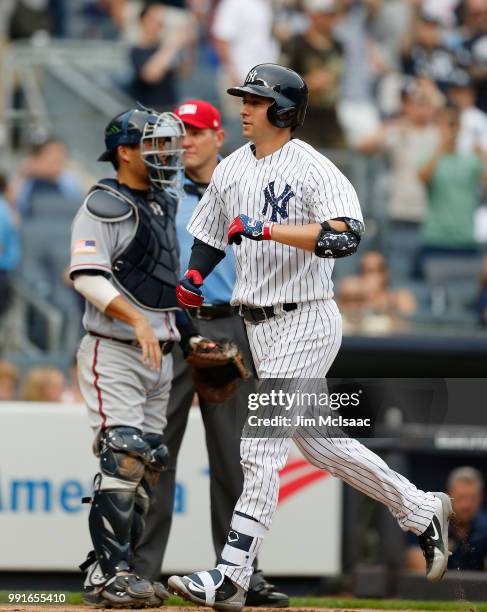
[83,573,154,608]
[418,492,453,582]
[246,570,289,608]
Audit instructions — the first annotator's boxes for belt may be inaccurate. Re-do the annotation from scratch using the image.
[189,303,234,320]
[89,332,174,354]
[238,303,297,324]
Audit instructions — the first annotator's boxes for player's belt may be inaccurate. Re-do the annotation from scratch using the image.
[189,304,234,320]
[238,303,297,324]
[88,331,174,354]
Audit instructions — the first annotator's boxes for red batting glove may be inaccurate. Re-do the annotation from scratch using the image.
[176,269,204,308]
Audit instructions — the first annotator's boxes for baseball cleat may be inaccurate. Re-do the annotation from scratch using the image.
[143,581,170,608]
[246,570,289,608]
[418,492,453,582]
[83,573,154,608]
[168,569,246,612]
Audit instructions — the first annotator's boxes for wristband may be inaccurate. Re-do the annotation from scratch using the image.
[263,222,274,240]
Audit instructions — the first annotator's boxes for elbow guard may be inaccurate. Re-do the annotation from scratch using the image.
[315,218,365,259]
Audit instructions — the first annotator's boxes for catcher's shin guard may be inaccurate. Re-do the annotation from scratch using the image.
[86,427,152,577]
[131,434,169,550]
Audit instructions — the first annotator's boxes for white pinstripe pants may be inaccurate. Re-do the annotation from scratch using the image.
[220,300,436,590]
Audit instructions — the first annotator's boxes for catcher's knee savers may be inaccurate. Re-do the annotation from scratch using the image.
[87,427,169,576]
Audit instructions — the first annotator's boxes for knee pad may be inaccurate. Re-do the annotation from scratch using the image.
[100,427,152,485]
[142,433,169,488]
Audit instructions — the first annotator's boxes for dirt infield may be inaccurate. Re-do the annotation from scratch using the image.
[0,607,470,612]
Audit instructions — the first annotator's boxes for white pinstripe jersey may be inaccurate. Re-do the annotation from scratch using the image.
[187,138,363,307]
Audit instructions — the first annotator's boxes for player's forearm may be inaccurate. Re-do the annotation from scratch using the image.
[187,238,226,278]
[74,273,149,328]
[271,220,348,251]
[105,295,148,328]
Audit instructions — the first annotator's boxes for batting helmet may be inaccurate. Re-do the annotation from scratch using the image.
[227,63,308,129]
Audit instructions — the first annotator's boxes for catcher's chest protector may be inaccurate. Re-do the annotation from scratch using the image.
[94,179,180,311]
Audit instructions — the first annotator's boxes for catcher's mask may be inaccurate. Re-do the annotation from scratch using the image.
[140,111,186,191]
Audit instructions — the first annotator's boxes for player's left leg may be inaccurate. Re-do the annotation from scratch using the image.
[167,302,337,610]
[132,352,173,607]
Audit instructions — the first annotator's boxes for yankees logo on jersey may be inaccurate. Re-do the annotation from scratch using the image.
[262,181,294,222]
[187,138,363,308]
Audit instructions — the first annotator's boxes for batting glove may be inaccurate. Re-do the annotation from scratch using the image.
[176,269,204,308]
[228,214,274,245]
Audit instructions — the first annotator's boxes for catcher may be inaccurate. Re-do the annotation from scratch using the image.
[134,100,290,607]
[71,106,246,608]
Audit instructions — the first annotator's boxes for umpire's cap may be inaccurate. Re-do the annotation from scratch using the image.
[98,108,154,161]
[227,63,308,129]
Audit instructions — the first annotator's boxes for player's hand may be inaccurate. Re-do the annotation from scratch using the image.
[228,214,274,245]
[176,269,204,308]
[134,317,162,371]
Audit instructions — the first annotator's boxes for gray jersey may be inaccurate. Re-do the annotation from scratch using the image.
[187,139,363,307]
[70,201,180,342]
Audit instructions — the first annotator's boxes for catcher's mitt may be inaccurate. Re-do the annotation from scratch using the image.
[186,337,251,404]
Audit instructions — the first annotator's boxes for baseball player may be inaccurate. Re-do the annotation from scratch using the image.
[70,107,189,607]
[167,64,453,611]
[133,99,289,607]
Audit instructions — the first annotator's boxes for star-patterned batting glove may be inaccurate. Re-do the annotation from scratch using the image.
[176,269,204,308]
[228,214,274,245]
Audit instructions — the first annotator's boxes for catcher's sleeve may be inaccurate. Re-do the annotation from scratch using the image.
[73,273,120,312]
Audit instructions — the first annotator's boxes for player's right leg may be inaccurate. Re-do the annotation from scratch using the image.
[77,335,161,607]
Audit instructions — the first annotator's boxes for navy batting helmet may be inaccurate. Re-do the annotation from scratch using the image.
[227,63,308,129]
[98,108,152,161]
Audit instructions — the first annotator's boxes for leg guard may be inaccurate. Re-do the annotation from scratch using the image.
[143,433,170,488]
[87,427,152,577]
[130,434,169,551]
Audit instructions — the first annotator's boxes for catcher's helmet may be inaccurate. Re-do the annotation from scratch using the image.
[98,107,185,190]
[227,63,308,129]
[98,108,151,161]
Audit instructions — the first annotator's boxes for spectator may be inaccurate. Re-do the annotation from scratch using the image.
[212,0,278,115]
[19,366,66,402]
[359,251,418,316]
[7,0,56,41]
[458,0,487,113]
[9,137,84,219]
[0,174,20,318]
[334,0,385,146]
[406,466,487,572]
[0,361,19,401]
[129,4,191,111]
[448,70,487,154]
[402,12,460,93]
[356,79,441,226]
[337,251,418,335]
[478,253,487,324]
[417,105,485,274]
[280,0,345,148]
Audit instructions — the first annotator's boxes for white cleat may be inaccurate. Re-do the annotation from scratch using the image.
[168,569,246,612]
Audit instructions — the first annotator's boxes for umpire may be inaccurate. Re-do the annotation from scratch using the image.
[134,100,289,608]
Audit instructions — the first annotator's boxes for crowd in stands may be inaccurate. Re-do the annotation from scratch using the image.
[0,358,82,402]
[1,0,487,361]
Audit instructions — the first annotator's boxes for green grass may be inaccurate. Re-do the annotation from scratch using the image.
[289,597,485,611]
[1,592,485,610]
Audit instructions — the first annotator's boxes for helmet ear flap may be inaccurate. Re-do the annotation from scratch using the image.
[267,101,297,129]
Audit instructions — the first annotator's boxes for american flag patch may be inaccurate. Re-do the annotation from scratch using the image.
[73,239,97,255]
